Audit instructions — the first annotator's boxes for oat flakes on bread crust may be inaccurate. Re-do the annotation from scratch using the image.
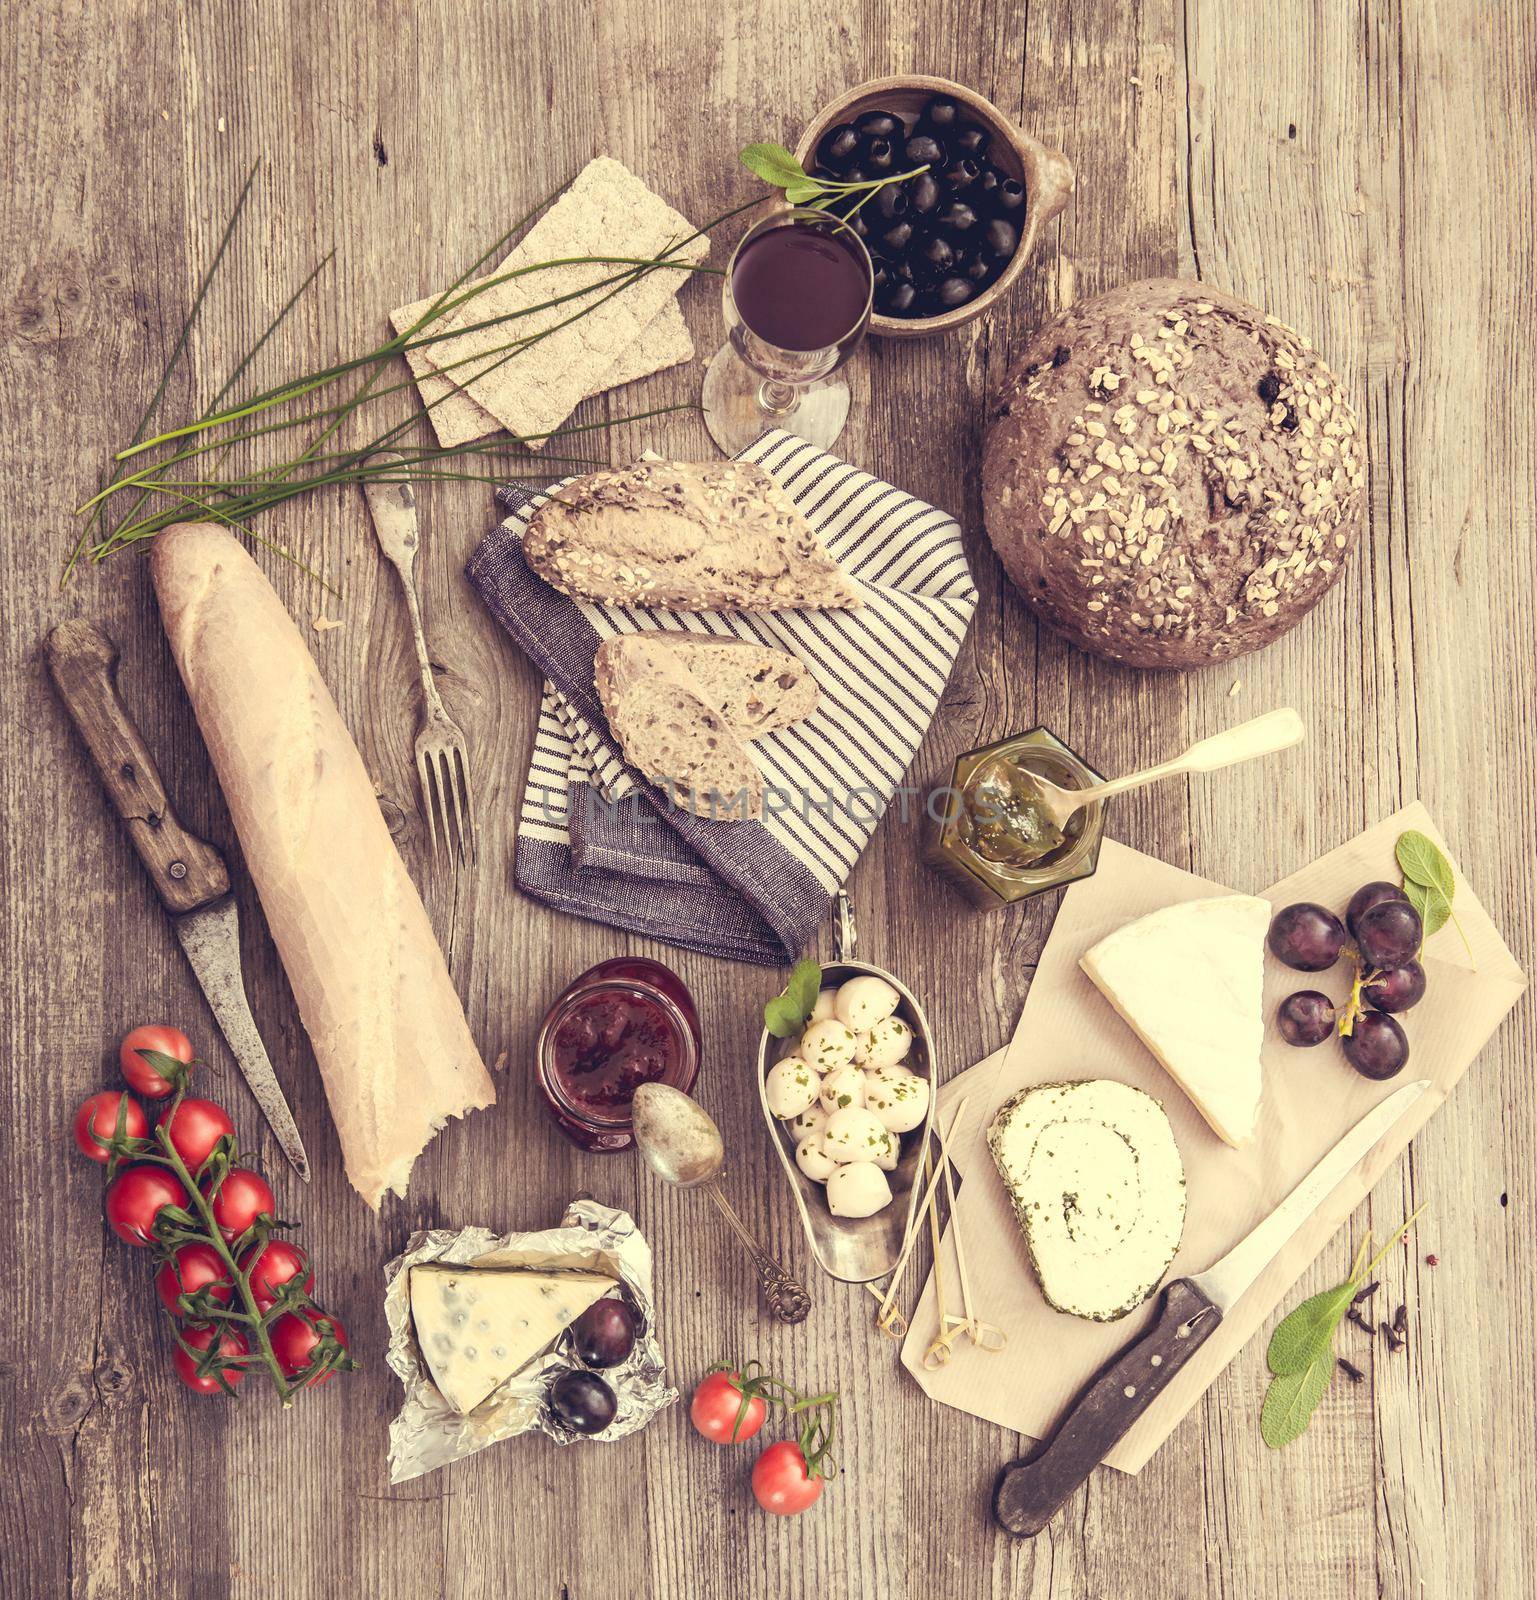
[525,459,863,612]
[982,278,1366,669]
[600,632,819,737]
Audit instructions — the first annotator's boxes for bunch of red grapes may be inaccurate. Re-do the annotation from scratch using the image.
[1267,882,1425,1079]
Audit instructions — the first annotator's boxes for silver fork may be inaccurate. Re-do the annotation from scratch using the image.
[364,454,476,863]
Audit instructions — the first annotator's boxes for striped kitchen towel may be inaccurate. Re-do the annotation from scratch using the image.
[467,430,977,964]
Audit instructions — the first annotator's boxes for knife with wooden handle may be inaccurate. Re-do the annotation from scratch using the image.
[992,1078,1430,1536]
[45,619,310,1180]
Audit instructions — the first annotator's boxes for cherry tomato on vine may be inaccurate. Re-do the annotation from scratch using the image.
[155,1242,235,1318]
[240,1238,312,1310]
[119,1025,195,1098]
[103,1165,189,1246]
[268,1309,349,1386]
[172,1323,249,1394]
[751,1440,825,1516]
[72,1091,148,1163]
[202,1167,275,1241]
[690,1370,768,1444]
[157,1098,235,1172]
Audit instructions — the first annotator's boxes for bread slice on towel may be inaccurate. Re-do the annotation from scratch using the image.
[152,523,495,1208]
[609,632,819,738]
[524,459,863,612]
[593,635,765,821]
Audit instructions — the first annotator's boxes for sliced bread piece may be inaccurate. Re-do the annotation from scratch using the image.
[525,459,863,612]
[599,632,818,738]
[593,634,764,821]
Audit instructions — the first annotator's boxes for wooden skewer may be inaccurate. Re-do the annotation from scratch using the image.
[872,1097,969,1333]
[931,1099,1006,1354]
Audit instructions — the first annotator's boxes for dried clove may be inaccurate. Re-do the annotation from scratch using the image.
[1337,1357,1366,1384]
[1346,1306,1376,1335]
[1381,1319,1406,1353]
[1352,1280,1380,1306]
[1393,1304,1408,1338]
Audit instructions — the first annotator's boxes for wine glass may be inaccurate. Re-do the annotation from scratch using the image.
[701,207,874,455]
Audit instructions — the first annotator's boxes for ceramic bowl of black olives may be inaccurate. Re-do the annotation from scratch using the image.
[794,74,1073,337]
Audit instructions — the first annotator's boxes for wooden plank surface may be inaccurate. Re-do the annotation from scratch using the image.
[2,1,1533,1596]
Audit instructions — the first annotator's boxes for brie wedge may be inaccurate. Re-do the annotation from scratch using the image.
[410,1265,616,1414]
[989,1080,1186,1321]
[1080,894,1270,1147]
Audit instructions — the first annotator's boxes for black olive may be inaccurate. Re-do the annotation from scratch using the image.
[869,260,891,295]
[846,210,871,242]
[933,275,976,309]
[972,166,1002,205]
[854,108,904,141]
[937,200,980,236]
[917,232,956,275]
[841,163,868,186]
[877,218,915,256]
[861,136,896,176]
[951,123,990,159]
[942,157,983,193]
[961,251,994,284]
[905,171,943,216]
[876,279,920,316]
[811,164,840,184]
[903,132,946,169]
[870,183,908,222]
[816,123,862,172]
[982,217,1019,260]
[888,256,916,285]
[920,96,961,133]
[991,177,1027,217]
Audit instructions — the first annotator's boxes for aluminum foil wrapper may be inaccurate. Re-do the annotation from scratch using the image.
[384,1198,676,1482]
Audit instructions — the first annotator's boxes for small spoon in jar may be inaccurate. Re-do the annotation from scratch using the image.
[631,1082,812,1324]
[1019,707,1306,831]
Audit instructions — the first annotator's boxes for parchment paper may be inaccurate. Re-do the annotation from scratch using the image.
[901,803,1526,1473]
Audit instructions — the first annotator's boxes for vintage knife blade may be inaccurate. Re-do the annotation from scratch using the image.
[992,1077,1431,1537]
[44,620,311,1180]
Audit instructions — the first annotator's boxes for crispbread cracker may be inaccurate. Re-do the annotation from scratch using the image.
[392,293,693,450]
[410,157,707,448]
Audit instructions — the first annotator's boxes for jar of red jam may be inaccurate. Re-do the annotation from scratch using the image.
[535,958,701,1152]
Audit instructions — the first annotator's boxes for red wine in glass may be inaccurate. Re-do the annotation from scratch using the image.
[731,222,872,350]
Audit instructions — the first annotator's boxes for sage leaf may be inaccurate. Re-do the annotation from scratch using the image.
[1260,1349,1336,1448]
[783,181,823,205]
[1396,830,1455,899]
[1402,878,1452,938]
[1266,1281,1357,1376]
[764,957,823,1038]
[739,142,808,188]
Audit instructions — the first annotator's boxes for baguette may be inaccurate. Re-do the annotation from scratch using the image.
[593,635,764,821]
[152,524,495,1208]
[597,632,818,738]
[524,459,863,612]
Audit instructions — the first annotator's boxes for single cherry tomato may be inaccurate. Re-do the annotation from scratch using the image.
[239,1238,313,1310]
[172,1323,249,1394]
[72,1091,148,1163]
[202,1167,275,1241]
[155,1242,235,1318]
[157,1098,235,1173]
[119,1025,195,1098]
[751,1440,825,1516]
[103,1165,189,1246]
[690,1370,768,1444]
[268,1309,349,1386]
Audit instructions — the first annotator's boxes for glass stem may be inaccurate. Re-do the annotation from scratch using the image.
[757,378,803,417]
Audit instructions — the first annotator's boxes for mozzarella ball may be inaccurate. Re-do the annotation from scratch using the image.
[794,1133,836,1184]
[764,1057,820,1120]
[799,1018,858,1073]
[862,1015,913,1070]
[826,1161,893,1219]
[870,1129,900,1172]
[834,975,901,1033]
[865,1066,931,1133]
[819,1064,867,1114]
[823,1106,891,1165]
[808,988,840,1024]
[851,1029,873,1065]
[790,1102,829,1141]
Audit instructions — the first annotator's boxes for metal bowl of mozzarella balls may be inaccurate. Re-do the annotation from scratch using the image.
[757,962,936,1283]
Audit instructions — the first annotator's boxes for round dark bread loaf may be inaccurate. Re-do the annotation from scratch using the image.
[982,279,1365,668]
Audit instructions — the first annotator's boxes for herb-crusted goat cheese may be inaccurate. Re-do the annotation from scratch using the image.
[988,1079,1186,1321]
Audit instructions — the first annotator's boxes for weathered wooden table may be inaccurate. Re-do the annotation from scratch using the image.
[3,2,1534,1596]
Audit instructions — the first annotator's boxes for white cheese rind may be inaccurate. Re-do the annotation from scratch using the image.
[409,1266,615,1414]
[1080,894,1270,1147]
[988,1079,1186,1321]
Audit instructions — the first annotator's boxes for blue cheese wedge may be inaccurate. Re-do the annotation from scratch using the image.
[988,1080,1186,1321]
[1080,894,1270,1147]
[410,1266,616,1414]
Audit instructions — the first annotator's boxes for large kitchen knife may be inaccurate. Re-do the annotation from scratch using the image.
[45,619,311,1180]
[992,1077,1431,1536]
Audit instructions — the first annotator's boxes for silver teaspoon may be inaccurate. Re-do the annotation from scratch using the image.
[631,1083,812,1324]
